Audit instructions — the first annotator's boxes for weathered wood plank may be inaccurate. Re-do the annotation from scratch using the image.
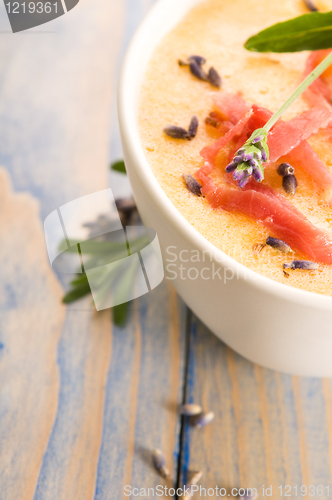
[34,307,112,500]
[181,314,332,500]
[94,285,186,499]
[0,2,187,499]
[0,169,65,500]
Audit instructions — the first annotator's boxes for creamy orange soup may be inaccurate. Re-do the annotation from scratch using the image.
[138,0,332,295]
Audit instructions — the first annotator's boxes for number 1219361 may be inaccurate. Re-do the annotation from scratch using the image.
[5,2,58,14]
[278,485,330,496]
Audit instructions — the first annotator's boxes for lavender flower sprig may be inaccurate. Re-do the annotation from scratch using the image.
[226,50,332,187]
[226,128,269,187]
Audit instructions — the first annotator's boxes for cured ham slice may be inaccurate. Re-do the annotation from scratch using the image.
[268,107,332,161]
[196,165,332,264]
[303,49,332,110]
[200,109,253,166]
[201,96,332,192]
[287,140,332,191]
[212,92,250,124]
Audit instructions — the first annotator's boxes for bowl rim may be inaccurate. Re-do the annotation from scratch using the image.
[117,0,332,311]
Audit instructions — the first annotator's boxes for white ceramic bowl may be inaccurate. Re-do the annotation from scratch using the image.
[118,0,332,377]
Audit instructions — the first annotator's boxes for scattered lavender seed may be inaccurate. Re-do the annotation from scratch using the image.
[266,236,292,253]
[207,66,222,88]
[282,174,298,195]
[152,449,171,479]
[180,403,203,416]
[189,60,208,81]
[283,270,290,278]
[188,55,206,65]
[164,125,191,140]
[188,115,199,138]
[205,116,219,127]
[183,471,203,500]
[178,55,206,66]
[303,0,318,11]
[277,162,295,177]
[283,260,319,270]
[192,411,215,428]
[188,471,203,486]
[182,174,202,196]
[239,490,258,500]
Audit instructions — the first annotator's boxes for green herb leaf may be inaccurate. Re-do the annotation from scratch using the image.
[62,274,91,303]
[110,159,126,174]
[245,11,332,52]
[112,302,131,327]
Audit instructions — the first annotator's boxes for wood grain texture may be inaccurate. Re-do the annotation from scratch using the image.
[0,0,125,218]
[34,307,112,500]
[0,169,65,500]
[94,285,186,499]
[181,314,332,500]
[6,1,332,499]
[0,2,187,499]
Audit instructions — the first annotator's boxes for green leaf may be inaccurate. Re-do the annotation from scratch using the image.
[110,159,126,174]
[245,11,332,52]
[62,276,91,304]
[112,302,131,327]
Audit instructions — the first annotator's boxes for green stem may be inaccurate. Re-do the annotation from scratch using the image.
[263,50,332,132]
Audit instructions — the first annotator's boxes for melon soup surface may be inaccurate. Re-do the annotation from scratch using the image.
[138,0,332,295]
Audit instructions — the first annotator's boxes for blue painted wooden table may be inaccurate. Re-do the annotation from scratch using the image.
[1,1,332,499]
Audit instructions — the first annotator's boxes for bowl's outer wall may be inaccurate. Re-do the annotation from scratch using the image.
[122,146,332,377]
[118,0,332,376]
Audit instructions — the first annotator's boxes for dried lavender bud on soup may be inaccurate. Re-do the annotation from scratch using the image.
[182,174,202,196]
[163,125,190,140]
[207,66,222,88]
[188,115,199,138]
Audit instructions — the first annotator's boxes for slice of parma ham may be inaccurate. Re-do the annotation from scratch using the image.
[196,164,332,264]
[303,49,332,110]
[201,94,332,193]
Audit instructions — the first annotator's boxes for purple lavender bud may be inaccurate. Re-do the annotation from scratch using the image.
[252,135,263,144]
[182,174,202,196]
[188,55,206,65]
[188,115,199,138]
[189,61,208,81]
[234,156,243,164]
[244,153,254,161]
[249,159,257,167]
[237,148,245,156]
[226,162,238,173]
[238,171,250,188]
[207,66,222,88]
[252,167,264,182]
[233,169,244,181]
[164,125,191,140]
[283,260,318,270]
[266,236,292,253]
[261,150,268,161]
